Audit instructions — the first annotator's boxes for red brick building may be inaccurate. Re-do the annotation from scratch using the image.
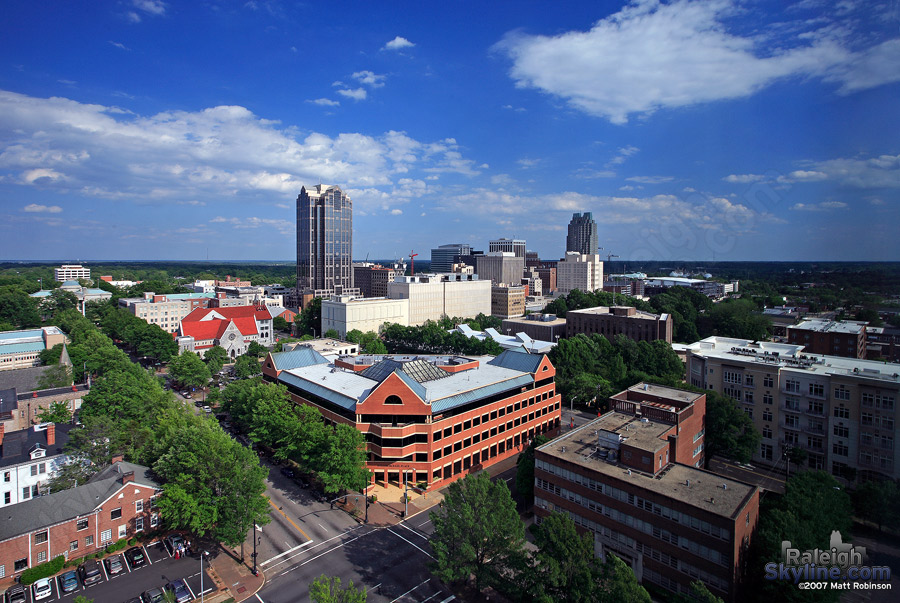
[263,348,561,489]
[787,318,867,359]
[0,461,160,582]
[534,384,759,601]
[566,305,673,344]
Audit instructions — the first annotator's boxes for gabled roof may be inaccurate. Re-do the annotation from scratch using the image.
[0,461,160,543]
[0,424,74,468]
[181,305,272,340]
[270,347,330,372]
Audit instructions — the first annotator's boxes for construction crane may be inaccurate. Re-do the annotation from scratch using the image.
[409,250,419,276]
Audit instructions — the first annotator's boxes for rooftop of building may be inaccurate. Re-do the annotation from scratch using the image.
[0,423,75,468]
[502,314,567,326]
[789,318,867,335]
[0,327,66,355]
[0,461,158,542]
[539,419,757,519]
[685,336,900,385]
[591,411,672,454]
[453,325,556,354]
[120,292,217,303]
[567,305,662,320]
[619,382,704,405]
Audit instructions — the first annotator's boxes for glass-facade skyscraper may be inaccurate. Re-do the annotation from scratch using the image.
[296,185,353,295]
[566,212,599,256]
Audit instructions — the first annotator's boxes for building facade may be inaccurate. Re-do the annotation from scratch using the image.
[430,244,473,273]
[0,328,68,372]
[353,263,403,298]
[557,253,603,294]
[787,319,867,359]
[0,461,160,581]
[387,274,491,325]
[178,305,273,359]
[566,212,599,256]
[321,296,410,338]
[119,292,219,334]
[535,384,758,602]
[475,252,526,286]
[501,314,567,343]
[296,185,354,296]
[1,423,72,507]
[684,336,900,482]
[54,265,91,282]
[566,306,673,344]
[263,348,561,491]
[490,285,526,319]
[489,238,526,258]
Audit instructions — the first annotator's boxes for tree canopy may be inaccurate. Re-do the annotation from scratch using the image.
[309,575,367,603]
[168,351,211,390]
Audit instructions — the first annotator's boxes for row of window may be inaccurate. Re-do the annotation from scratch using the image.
[433,390,556,443]
[433,403,559,460]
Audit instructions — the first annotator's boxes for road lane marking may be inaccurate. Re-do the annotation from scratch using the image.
[421,593,440,602]
[275,534,365,577]
[389,578,430,603]
[255,594,265,603]
[259,540,314,566]
[438,596,456,603]
[387,528,434,560]
[416,520,430,528]
[397,521,429,541]
[268,498,311,541]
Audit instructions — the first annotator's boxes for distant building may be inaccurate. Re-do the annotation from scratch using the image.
[0,383,85,432]
[430,244,473,274]
[535,384,759,602]
[296,185,356,297]
[787,319,867,359]
[99,276,141,288]
[1,423,74,506]
[490,285,526,319]
[190,280,217,293]
[643,277,737,298]
[321,295,410,339]
[566,212,599,255]
[54,265,90,282]
[452,324,556,354]
[31,282,112,315]
[866,326,900,363]
[353,262,403,298]
[0,460,161,580]
[263,348,561,491]
[475,252,525,286]
[502,314,567,343]
[178,305,274,359]
[603,278,646,298]
[0,327,68,371]
[215,275,252,288]
[535,266,557,295]
[489,238,526,258]
[119,292,222,334]
[556,252,603,294]
[387,274,491,325]
[566,306,673,344]
[280,338,359,358]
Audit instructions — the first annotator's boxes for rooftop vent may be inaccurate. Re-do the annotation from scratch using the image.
[685,479,690,487]
[722,483,727,490]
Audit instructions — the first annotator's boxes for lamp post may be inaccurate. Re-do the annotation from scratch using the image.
[403,470,414,518]
[362,473,369,524]
[251,524,262,576]
[200,550,210,603]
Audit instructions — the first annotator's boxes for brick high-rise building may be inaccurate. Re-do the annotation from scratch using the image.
[566,306,673,344]
[566,212,599,255]
[296,185,355,297]
[787,319,867,359]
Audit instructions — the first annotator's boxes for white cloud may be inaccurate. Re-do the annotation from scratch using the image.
[573,168,616,179]
[133,0,166,16]
[625,175,674,184]
[390,209,403,215]
[517,158,541,168]
[784,170,828,182]
[309,98,340,107]
[109,41,130,51]
[723,173,766,184]
[790,201,848,211]
[870,198,886,205]
[789,154,900,188]
[337,88,367,101]
[352,71,386,88]
[383,36,415,51]
[495,0,900,123]
[502,104,526,112]
[606,145,639,167]
[23,203,62,213]
[22,168,65,184]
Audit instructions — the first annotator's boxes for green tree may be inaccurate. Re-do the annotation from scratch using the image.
[324,328,340,340]
[168,351,211,390]
[234,354,262,379]
[73,595,94,603]
[37,400,72,423]
[704,390,761,464]
[40,288,79,316]
[135,323,179,363]
[204,346,228,375]
[295,297,322,337]
[596,554,651,603]
[312,424,370,495]
[48,460,98,492]
[309,575,367,603]
[246,341,269,358]
[273,315,289,332]
[515,435,549,501]
[37,364,72,389]
[852,479,900,532]
[0,289,41,328]
[430,471,526,592]
[39,343,64,365]
[527,512,601,603]
[675,581,725,603]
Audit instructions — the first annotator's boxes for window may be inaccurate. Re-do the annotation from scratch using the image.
[3,471,9,482]
[111,508,122,520]
[86,535,93,547]
[35,530,48,544]
[150,512,159,528]
[834,387,850,400]
[70,540,78,552]
[862,413,874,426]
[3,492,8,504]
[762,426,772,439]
[135,517,144,532]
[760,444,773,461]
[834,405,850,419]
[723,371,742,385]
[807,401,824,416]
[834,424,849,438]
[744,392,754,404]
[22,487,30,500]
[77,518,89,531]
[100,529,112,544]
[14,558,27,572]
[785,415,799,428]
[30,465,38,477]
[135,500,143,513]
[785,379,800,393]
[833,442,848,457]
[809,383,824,397]
[762,409,773,422]
[118,525,127,539]
[763,393,773,405]
[745,374,754,387]
[744,408,753,420]
[764,375,774,388]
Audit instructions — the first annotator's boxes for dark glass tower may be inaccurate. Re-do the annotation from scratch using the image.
[566,212,599,256]
[296,185,353,294]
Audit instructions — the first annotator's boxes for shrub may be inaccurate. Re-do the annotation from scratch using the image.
[20,555,65,584]
[128,538,136,546]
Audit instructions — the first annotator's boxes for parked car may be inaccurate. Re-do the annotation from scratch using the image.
[106,553,125,576]
[203,405,212,414]
[142,587,166,603]
[125,545,147,568]
[32,578,53,601]
[5,584,27,603]
[280,467,295,478]
[166,579,192,603]
[58,570,79,593]
[165,533,185,556]
[79,559,103,586]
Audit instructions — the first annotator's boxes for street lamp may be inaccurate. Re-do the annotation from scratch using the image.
[362,473,369,524]
[251,524,262,576]
[200,550,210,603]
[403,470,414,518]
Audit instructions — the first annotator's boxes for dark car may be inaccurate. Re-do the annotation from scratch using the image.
[105,553,125,576]
[142,588,166,603]
[4,584,27,603]
[59,570,80,593]
[280,467,295,478]
[79,559,103,586]
[125,546,147,569]
[166,579,192,603]
[165,533,185,556]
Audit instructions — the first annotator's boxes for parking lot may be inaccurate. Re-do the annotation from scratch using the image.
[6,539,214,603]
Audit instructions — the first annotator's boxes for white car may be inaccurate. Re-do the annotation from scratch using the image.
[33,578,53,601]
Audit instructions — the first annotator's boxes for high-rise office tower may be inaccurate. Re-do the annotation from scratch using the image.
[431,243,473,273]
[296,185,353,295]
[489,238,526,258]
[566,212,599,255]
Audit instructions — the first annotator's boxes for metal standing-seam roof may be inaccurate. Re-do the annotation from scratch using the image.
[430,374,533,413]
[0,342,45,355]
[270,347,330,371]
[278,370,360,411]
[487,349,546,374]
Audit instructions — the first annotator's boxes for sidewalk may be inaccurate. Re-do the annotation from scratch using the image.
[204,546,266,603]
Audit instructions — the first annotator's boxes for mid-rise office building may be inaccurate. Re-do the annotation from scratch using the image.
[535,266,557,295]
[490,285,526,319]
[566,212,599,256]
[787,319,867,359]
[502,314,567,343]
[321,296,410,338]
[566,306,673,344]
[0,327,68,371]
[489,238,526,258]
[643,277,737,299]
[557,252,603,294]
[387,274,491,325]
[535,384,759,602]
[54,264,90,282]
[296,185,355,297]
[430,244,473,273]
[353,263,403,298]
[263,348,561,490]
[684,336,900,482]
[475,252,526,286]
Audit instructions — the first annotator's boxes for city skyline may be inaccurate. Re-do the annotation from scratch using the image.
[1,1,898,262]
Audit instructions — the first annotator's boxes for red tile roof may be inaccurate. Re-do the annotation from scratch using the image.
[179,305,272,341]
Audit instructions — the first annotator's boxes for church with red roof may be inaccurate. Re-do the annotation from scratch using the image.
[177,305,273,359]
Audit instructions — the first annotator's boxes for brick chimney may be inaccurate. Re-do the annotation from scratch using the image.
[121,471,135,485]
[111,454,125,464]
[46,423,55,446]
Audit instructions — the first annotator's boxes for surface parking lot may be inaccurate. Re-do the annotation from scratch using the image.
[8,538,214,603]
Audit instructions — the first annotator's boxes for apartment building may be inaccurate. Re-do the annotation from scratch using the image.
[53,265,90,282]
[119,292,217,334]
[787,319,867,359]
[566,306,673,344]
[263,348,561,491]
[353,263,403,298]
[387,274,491,325]
[684,336,900,482]
[491,285,526,319]
[557,252,603,294]
[535,384,759,601]
[321,296,410,338]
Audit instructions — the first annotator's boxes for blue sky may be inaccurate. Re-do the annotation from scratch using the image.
[1,0,898,263]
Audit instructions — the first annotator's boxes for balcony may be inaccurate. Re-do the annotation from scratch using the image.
[802,424,826,436]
